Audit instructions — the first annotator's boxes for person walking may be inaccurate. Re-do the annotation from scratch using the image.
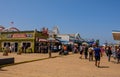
[106,46,112,62]
[88,46,94,61]
[84,45,88,59]
[63,45,68,55]
[93,45,102,67]
[79,45,84,59]
[116,48,120,64]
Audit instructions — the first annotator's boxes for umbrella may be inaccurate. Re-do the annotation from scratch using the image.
[82,42,88,46]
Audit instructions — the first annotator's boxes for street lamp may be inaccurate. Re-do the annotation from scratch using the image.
[48,39,52,58]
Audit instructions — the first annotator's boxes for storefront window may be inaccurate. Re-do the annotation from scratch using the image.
[22,42,31,49]
[3,42,10,47]
[22,42,31,53]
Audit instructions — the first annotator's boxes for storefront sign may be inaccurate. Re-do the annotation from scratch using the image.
[12,34,27,38]
[7,34,33,38]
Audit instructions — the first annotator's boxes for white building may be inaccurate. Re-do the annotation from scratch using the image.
[48,26,84,44]
[52,26,59,34]
[57,33,83,44]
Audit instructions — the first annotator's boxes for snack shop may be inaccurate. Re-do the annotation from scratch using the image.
[0,26,48,53]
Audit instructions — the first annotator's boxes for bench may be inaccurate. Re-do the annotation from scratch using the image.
[0,57,14,65]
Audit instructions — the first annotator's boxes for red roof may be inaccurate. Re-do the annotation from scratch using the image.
[0,26,5,31]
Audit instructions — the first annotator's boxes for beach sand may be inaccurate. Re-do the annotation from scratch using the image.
[0,52,120,77]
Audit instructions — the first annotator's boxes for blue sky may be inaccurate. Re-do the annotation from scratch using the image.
[0,0,120,44]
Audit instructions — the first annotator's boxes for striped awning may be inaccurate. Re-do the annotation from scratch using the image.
[39,39,47,42]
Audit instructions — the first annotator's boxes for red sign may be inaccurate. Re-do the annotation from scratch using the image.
[39,38,47,42]
[12,34,27,38]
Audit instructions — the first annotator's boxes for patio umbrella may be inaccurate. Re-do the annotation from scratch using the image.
[82,42,88,46]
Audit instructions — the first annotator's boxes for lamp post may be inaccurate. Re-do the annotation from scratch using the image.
[48,40,52,58]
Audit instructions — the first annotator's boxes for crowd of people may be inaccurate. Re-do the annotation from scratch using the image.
[58,43,120,67]
[2,42,120,67]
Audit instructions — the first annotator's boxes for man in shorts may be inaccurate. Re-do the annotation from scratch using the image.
[94,45,102,67]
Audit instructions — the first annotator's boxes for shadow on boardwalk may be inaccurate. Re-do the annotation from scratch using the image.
[98,66,109,68]
[0,54,68,69]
